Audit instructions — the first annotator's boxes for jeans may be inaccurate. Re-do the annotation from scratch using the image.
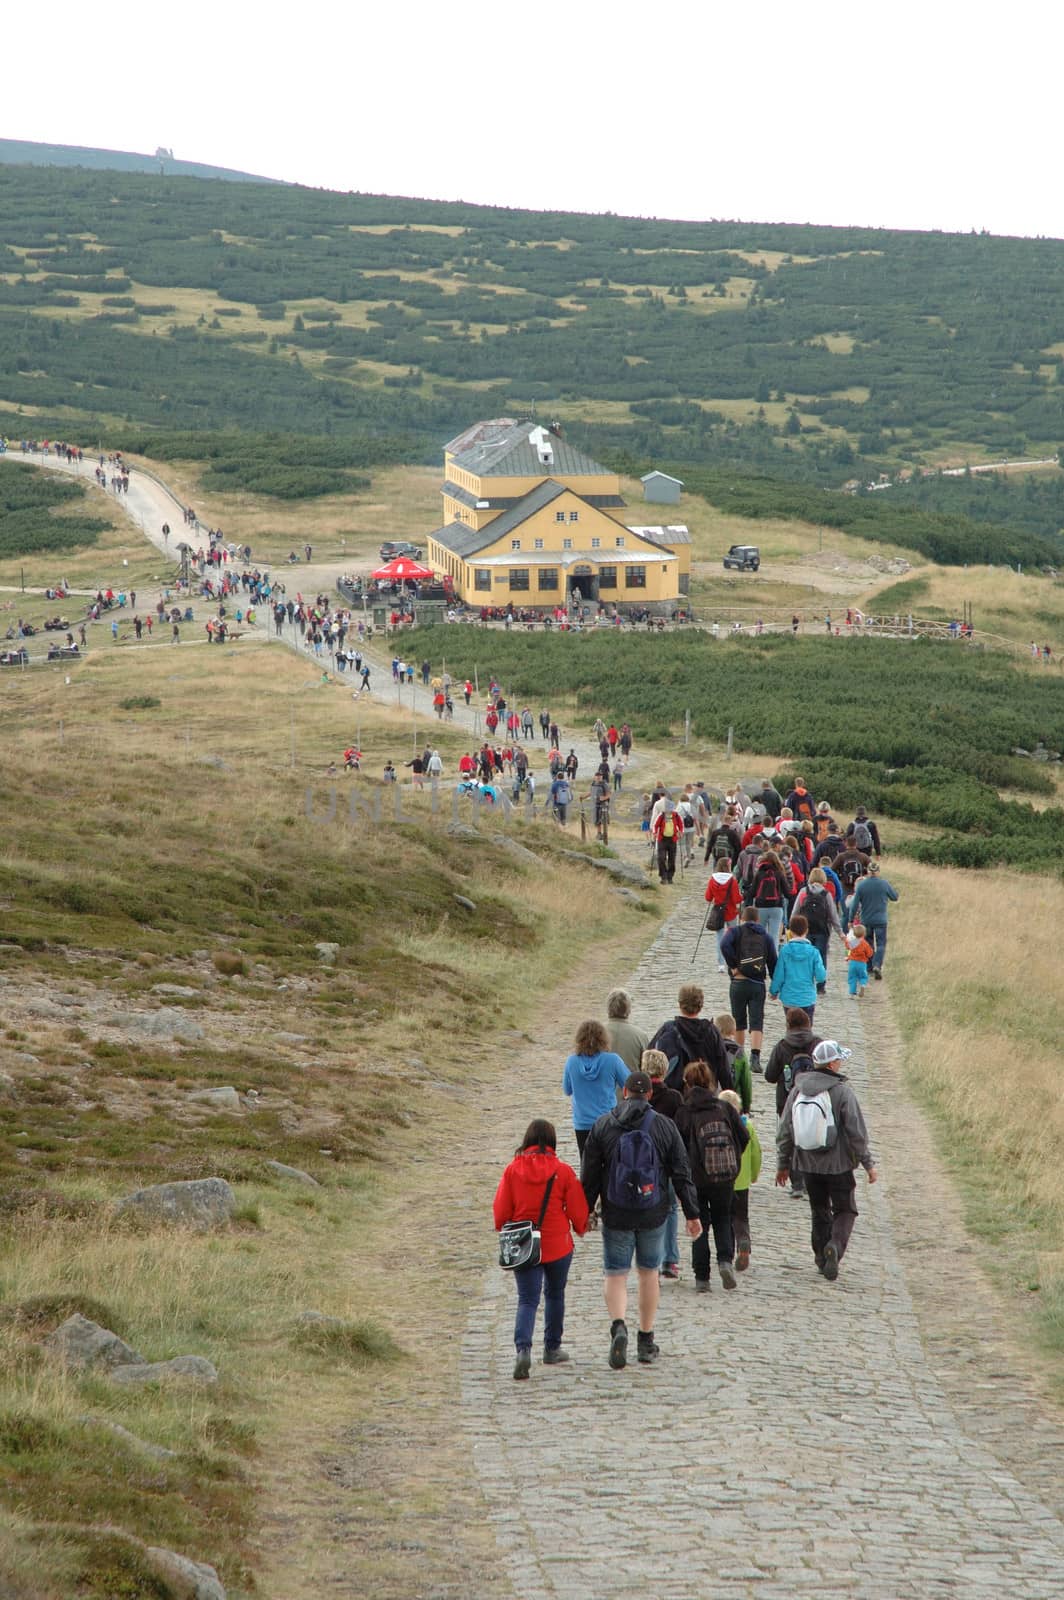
[758,905,784,946]
[810,929,829,982]
[731,1187,751,1252]
[602,1221,667,1274]
[663,1181,679,1266]
[691,1183,734,1279]
[803,1171,858,1262]
[513,1251,573,1350]
[867,923,888,971]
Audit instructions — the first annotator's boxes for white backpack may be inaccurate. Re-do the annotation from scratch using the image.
[793,1087,837,1150]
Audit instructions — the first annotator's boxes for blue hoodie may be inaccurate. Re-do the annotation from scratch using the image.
[562,1050,630,1130]
[769,937,827,1008]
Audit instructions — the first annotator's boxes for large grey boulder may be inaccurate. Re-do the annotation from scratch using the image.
[144,1547,226,1600]
[115,1177,236,1228]
[79,1416,178,1459]
[43,1314,144,1372]
[314,942,339,965]
[151,983,201,999]
[559,850,653,888]
[492,835,543,868]
[110,1354,218,1386]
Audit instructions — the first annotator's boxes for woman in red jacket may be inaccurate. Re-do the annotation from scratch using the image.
[493,1119,589,1381]
[704,855,742,973]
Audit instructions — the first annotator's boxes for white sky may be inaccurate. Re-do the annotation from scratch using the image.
[8,0,1064,239]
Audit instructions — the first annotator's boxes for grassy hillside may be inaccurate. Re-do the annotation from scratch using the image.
[0,641,654,1597]
[4,164,1064,526]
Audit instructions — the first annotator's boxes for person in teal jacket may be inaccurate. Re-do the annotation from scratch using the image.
[769,913,827,1022]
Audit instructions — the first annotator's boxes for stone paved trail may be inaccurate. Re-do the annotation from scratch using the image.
[461,873,1064,1600]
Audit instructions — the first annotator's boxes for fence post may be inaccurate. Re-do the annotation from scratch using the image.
[726,725,734,762]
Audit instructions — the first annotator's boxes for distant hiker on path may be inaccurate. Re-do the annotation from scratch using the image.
[775,1039,877,1282]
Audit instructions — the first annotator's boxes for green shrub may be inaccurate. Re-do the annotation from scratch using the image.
[119,694,161,710]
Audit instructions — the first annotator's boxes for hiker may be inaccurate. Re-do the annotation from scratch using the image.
[704,854,742,972]
[750,845,791,947]
[847,805,882,857]
[494,1118,589,1380]
[674,1061,748,1292]
[756,778,783,821]
[784,778,816,824]
[794,867,842,994]
[580,1070,702,1368]
[562,1020,629,1156]
[720,906,778,1074]
[764,1007,821,1198]
[644,1049,684,1281]
[549,770,573,825]
[648,983,730,1093]
[775,1040,878,1280]
[652,798,681,884]
[769,913,827,1020]
[714,1013,751,1114]
[605,989,648,1074]
[845,921,874,999]
[848,860,899,980]
[724,1089,763,1269]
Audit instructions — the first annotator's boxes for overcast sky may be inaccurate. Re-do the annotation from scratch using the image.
[8,0,1063,239]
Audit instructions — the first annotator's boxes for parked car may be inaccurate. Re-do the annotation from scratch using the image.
[379,540,423,562]
[722,544,760,571]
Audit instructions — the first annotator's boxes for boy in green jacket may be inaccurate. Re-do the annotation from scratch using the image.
[719,1089,761,1271]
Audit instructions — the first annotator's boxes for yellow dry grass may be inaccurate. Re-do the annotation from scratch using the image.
[889,858,1064,1363]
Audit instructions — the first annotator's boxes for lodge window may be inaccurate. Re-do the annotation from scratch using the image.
[511,539,521,550]
[475,569,491,591]
[616,536,626,547]
[598,565,617,589]
[509,568,530,590]
[534,538,544,550]
[538,568,558,591]
[563,538,573,550]
[568,511,579,523]
[555,511,566,523]
[591,537,601,548]
[625,565,647,588]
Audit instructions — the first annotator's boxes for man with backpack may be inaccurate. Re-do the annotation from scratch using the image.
[549,771,574,825]
[846,806,882,857]
[580,1070,702,1368]
[705,811,743,869]
[784,778,816,824]
[647,984,731,1093]
[719,906,778,1073]
[651,799,682,883]
[763,1006,821,1198]
[776,1039,877,1280]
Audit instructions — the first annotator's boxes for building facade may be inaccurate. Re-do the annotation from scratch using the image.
[425,419,689,612]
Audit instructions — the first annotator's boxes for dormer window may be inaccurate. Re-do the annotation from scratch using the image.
[511,539,521,550]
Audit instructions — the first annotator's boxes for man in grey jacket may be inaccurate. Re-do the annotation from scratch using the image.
[775,1039,878,1281]
[848,860,899,979]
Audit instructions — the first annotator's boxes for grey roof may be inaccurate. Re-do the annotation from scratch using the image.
[628,523,692,546]
[641,470,684,487]
[428,480,569,559]
[447,418,609,480]
[440,481,519,512]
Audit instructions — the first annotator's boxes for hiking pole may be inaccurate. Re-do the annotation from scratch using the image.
[692,905,708,964]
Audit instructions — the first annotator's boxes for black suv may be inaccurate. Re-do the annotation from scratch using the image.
[379,540,423,561]
[722,544,760,572]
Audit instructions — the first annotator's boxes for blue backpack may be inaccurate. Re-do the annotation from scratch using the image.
[606,1109,663,1210]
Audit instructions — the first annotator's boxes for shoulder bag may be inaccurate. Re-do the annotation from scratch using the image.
[498,1174,556,1271]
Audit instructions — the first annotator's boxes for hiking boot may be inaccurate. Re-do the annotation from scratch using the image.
[694,1278,711,1293]
[660,1261,680,1280]
[636,1330,659,1364]
[749,1050,762,1073]
[736,1247,751,1271]
[514,1348,532,1381]
[816,983,826,995]
[543,1346,571,1366]
[719,1261,738,1290]
[608,1320,628,1370]
[872,968,883,980]
[822,1242,839,1281]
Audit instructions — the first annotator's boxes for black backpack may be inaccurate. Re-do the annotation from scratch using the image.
[753,863,782,907]
[838,854,864,891]
[782,1050,816,1095]
[803,890,831,935]
[736,923,769,981]
[689,1100,739,1185]
[711,830,733,863]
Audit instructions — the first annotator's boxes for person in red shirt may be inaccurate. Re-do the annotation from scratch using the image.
[458,752,476,777]
[705,855,742,972]
[494,1119,589,1380]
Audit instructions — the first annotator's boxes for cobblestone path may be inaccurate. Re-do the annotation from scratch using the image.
[461,873,1064,1599]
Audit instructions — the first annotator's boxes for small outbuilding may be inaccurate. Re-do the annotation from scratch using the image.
[641,470,684,505]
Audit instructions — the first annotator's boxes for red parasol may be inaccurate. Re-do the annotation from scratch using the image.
[372,556,434,581]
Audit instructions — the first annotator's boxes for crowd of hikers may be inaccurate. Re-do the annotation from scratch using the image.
[493,778,893,1379]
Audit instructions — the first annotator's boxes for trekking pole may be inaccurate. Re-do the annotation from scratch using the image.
[692,906,708,964]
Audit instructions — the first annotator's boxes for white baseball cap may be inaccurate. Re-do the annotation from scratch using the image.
[812,1040,852,1066]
